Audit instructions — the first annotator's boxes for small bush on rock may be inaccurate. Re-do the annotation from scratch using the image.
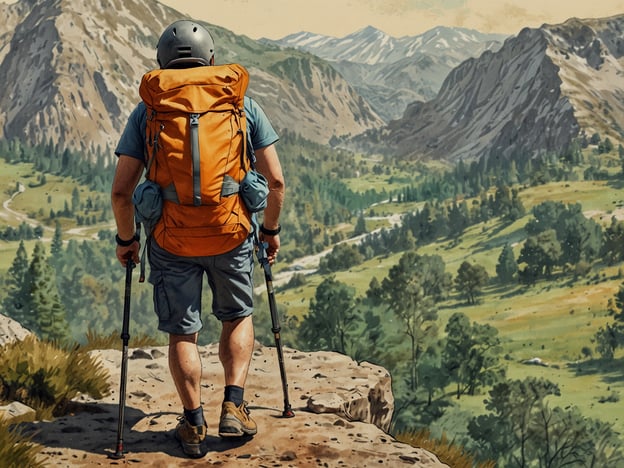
[0,335,110,419]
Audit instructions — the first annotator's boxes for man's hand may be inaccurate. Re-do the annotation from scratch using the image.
[260,233,280,265]
[116,242,140,267]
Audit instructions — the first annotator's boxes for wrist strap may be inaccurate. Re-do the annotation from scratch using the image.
[260,223,281,236]
[115,233,139,247]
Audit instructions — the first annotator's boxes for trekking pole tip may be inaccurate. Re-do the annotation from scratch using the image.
[282,407,295,418]
[109,446,125,459]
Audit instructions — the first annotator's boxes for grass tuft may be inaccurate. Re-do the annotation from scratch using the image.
[396,428,495,468]
[79,327,163,352]
[0,335,110,419]
[0,419,45,468]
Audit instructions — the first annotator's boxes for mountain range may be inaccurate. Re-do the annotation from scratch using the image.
[261,26,508,121]
[348,14,624,163]
[0,0,622,166]
[0,0,382,161]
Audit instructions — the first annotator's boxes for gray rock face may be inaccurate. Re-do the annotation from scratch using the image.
[0,0,383,156]
[352,14,624,164]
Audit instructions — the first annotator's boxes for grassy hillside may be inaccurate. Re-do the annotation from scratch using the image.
[277,176,624,436]
[0,159,113,270]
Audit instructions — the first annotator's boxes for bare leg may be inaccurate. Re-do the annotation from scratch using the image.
[169,332,202,410]
[219,316,254,387]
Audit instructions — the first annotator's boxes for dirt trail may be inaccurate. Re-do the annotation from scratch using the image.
[1,185,114,240]
[269,213,403,290]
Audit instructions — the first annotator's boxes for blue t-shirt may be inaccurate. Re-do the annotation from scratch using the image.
[115,96,279,160]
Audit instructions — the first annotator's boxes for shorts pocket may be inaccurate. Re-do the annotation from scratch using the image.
[149,269,172,324]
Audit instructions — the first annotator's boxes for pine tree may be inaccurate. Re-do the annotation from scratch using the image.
[496,243,518,283]
[23,242,70,342]
[71,187,80,213]
[51,220,63,257]
[2,241,30,324]
[353,213,367,237]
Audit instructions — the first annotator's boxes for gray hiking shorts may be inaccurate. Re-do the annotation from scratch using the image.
[148,236,254,335]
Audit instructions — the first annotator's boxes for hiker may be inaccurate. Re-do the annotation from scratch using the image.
[110,19,285,458]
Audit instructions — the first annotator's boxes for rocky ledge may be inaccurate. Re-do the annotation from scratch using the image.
[5,340,448,467]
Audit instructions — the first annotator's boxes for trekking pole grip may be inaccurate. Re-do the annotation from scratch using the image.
[121,260,134,344]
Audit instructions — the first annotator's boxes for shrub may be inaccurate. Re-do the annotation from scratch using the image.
[284,272,307,289]
[396,429,495,468]
[0,336,110,419]
[598,392,620,403]
[0,419,45,468]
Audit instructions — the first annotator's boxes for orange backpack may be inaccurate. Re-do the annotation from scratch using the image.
[139,64,252,257]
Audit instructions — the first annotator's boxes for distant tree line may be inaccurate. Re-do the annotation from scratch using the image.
[321,193,624,289]
[0,137,116,193]
[1,130,623,262]
[0,222,44,241]
[1,233,157,344]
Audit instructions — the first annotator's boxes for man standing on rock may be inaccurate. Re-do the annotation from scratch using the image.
[111,19,285,458]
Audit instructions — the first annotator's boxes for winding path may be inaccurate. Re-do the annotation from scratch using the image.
[1,185,112,241]
[268,212,403,290]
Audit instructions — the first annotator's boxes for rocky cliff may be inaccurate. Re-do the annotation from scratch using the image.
[0,321,447,466]
[263,25,508,122]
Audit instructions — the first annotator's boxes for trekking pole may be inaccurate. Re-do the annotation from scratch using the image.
[111,259,135,459]
[255,239,294,418]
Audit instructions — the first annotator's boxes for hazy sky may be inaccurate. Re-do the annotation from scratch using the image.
[0,0,621,38]
[159,0,624,39]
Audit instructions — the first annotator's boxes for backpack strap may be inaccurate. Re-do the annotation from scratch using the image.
[155,109,249,203]
[144,108,159,176]
[190,113,202,206]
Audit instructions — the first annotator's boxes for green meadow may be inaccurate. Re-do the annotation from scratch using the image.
[276,176,624,436]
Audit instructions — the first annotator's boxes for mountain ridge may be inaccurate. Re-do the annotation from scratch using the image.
[0,0,383,158]
[261,25,507,65]
[0,2,621,169]
[261,25,508,121]
[347,14,624,163]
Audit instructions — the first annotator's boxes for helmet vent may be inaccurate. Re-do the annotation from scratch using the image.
[178,46,192,57]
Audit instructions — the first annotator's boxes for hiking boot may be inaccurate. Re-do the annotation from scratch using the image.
[175,416,207,458]
[218,401,257,437]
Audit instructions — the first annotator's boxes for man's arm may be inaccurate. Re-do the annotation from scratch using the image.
[254,143,285,264]
[111,155,145,266]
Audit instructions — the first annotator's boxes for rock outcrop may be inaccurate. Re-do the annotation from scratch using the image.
[10,342,448,467]
[0,313,31,346]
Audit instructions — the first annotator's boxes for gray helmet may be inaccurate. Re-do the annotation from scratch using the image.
[156,20,215,68]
